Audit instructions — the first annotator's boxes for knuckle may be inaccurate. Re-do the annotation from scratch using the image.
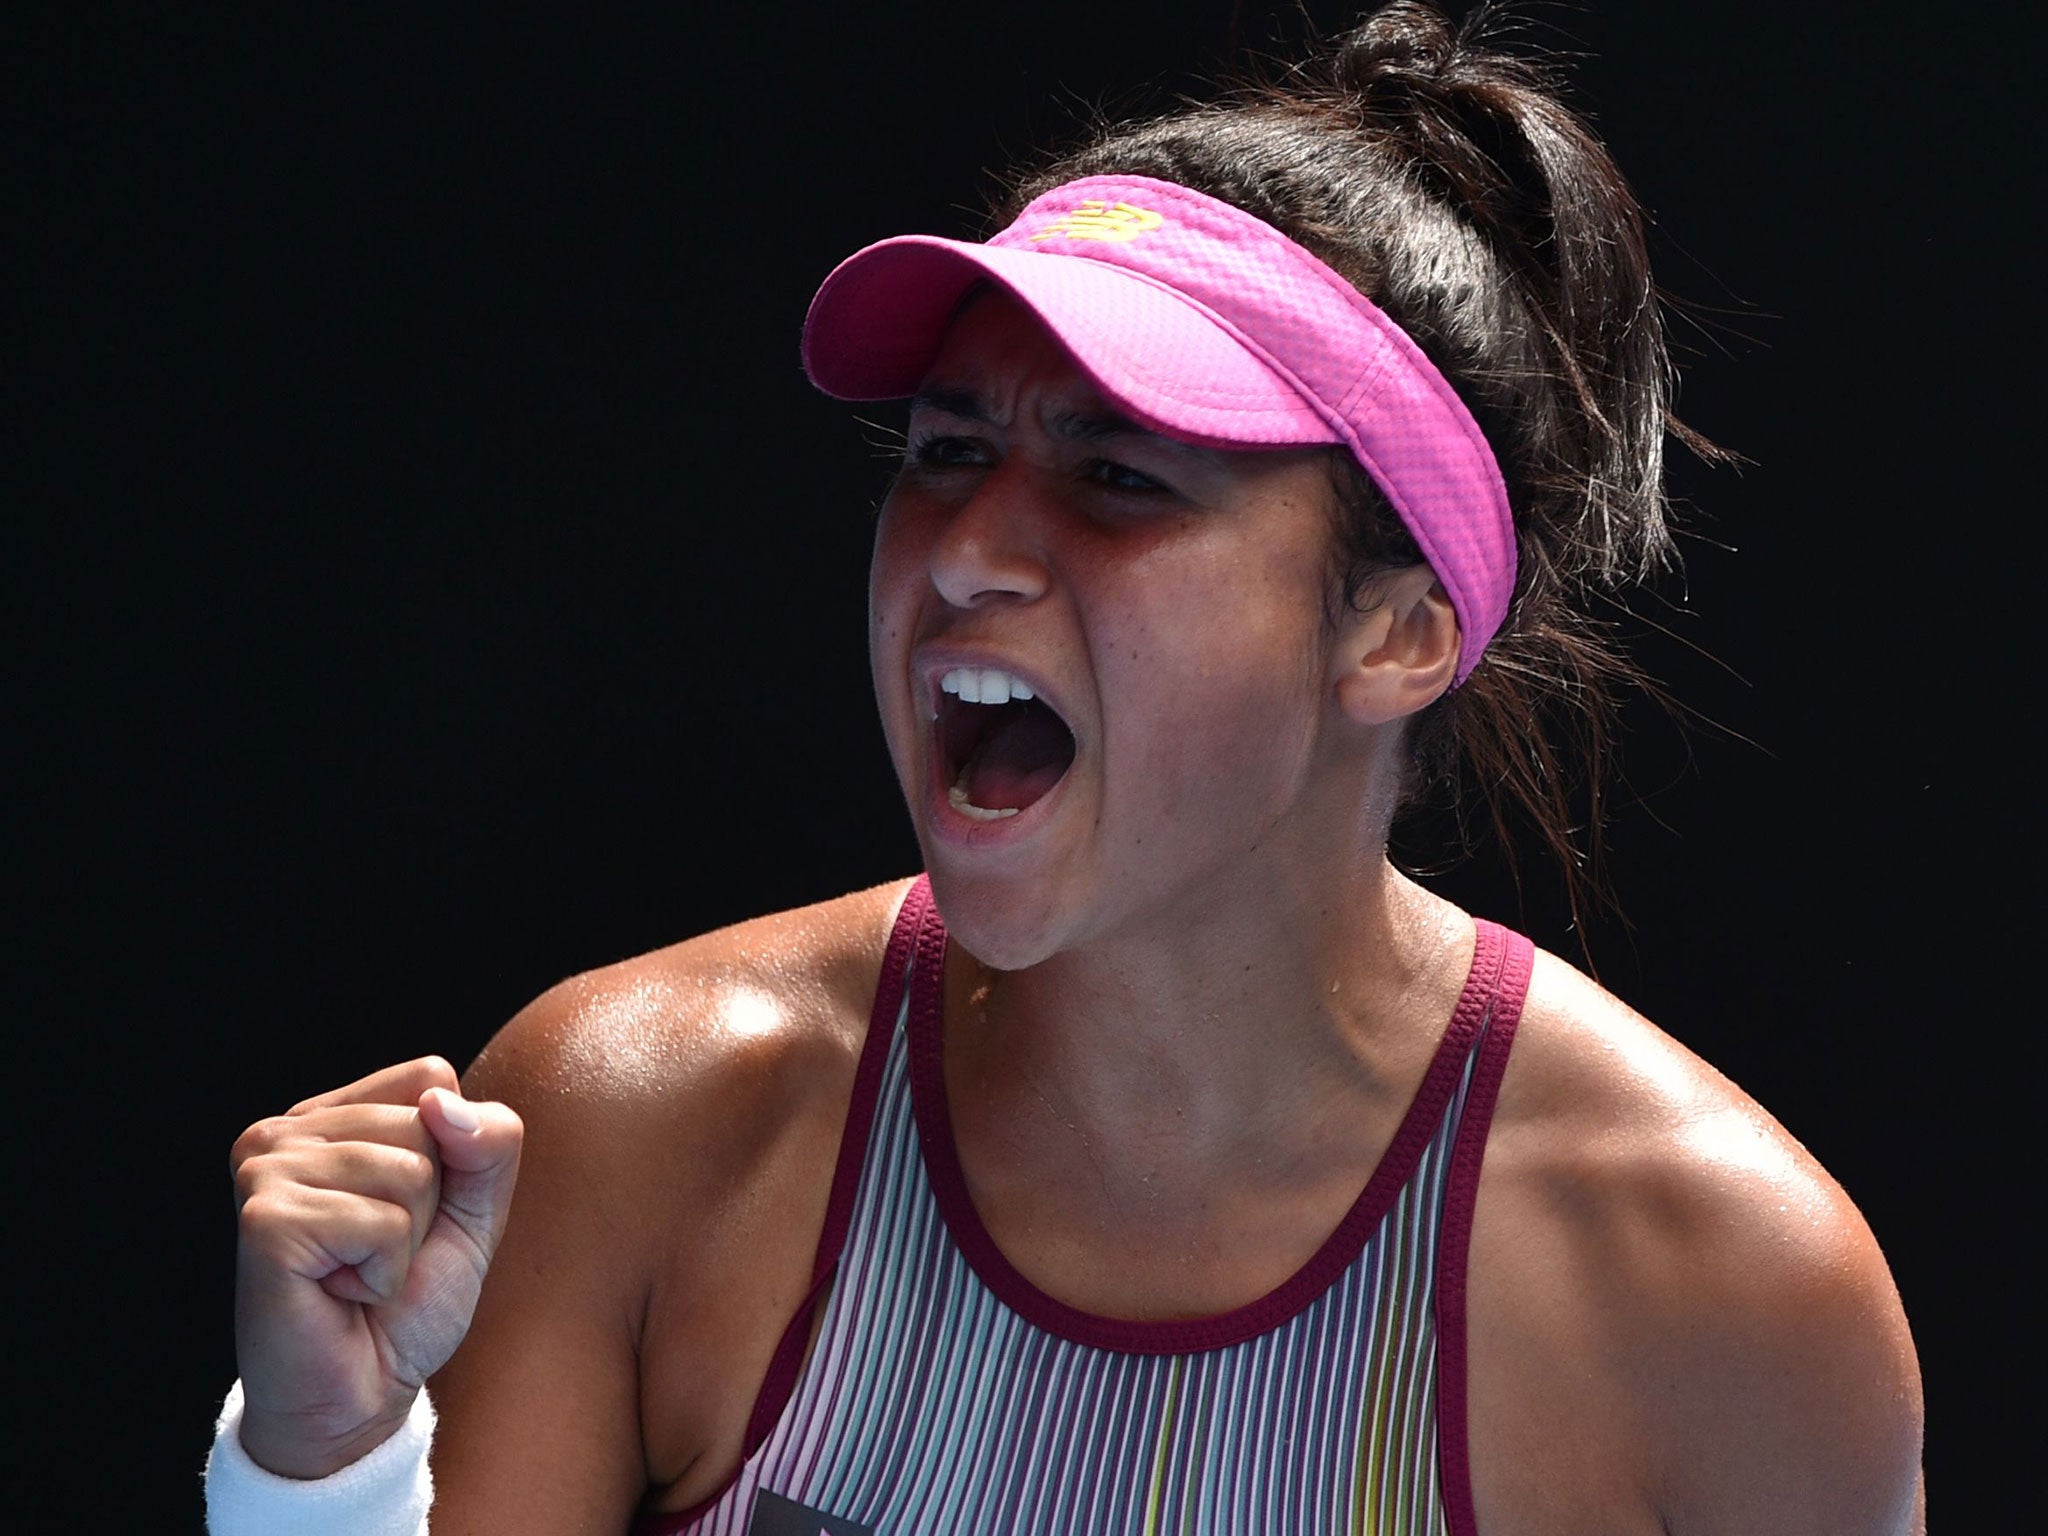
[230,1115,289,1162]
[415,1055,459,1090]
[231,1152,273,1204]
[232,1142,308,1199]
[370,1142,437,1196]
[236,1188,293,1241]
[375,1198,417,1248]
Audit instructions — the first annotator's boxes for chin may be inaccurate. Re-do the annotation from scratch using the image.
[919,860,1069,973]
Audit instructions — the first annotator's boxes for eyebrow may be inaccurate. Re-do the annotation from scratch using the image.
[908,386,1219,460]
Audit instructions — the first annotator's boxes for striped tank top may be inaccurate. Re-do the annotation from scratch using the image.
[643,877,1532,1536]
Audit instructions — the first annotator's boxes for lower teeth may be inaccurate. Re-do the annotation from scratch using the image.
[948,777,1020,821]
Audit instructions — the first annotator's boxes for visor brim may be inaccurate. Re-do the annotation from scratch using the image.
[802,237,1341,449]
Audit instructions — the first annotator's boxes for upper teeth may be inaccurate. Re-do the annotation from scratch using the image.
[939,667,1035,705]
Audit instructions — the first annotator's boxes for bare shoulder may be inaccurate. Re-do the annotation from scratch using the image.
[1466,947,1925,1536]
[430,877,914,1527]
[466,876,909,1142]
[460,876,911,1276]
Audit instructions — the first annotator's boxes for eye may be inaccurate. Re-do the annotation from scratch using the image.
[1085,458,1171,495]
[904,431,992,471]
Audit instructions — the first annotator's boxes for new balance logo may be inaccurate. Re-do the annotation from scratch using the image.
[1029,199,1165,243]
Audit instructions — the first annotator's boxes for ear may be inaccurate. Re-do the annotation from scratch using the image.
[1330,566,1461,727]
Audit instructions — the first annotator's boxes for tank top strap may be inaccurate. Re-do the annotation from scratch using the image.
[1435,917,1537,1536]
[737,876,936,1459]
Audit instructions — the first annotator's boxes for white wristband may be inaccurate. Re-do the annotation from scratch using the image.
[204,1379,435,1536]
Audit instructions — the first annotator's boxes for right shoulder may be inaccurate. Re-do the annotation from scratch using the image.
[466,876,914,1138]
[429,877,918,1521]
[460,878,917,1289]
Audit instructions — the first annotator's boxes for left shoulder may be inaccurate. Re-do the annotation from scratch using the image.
[1468,944,1925,1536]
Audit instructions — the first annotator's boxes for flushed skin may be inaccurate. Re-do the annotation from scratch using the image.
[229,298,1924,1533]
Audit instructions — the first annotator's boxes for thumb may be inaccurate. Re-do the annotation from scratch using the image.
[418,1086,523,1257]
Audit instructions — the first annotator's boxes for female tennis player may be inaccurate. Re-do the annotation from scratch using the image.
[207,6,1924,1532]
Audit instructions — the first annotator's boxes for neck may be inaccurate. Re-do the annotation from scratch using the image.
[943,855,1472,1165]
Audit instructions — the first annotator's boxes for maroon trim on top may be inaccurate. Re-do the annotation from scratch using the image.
[1435,923,1533,1536]
[909,910,1512,1356]
[635,876,935,1536]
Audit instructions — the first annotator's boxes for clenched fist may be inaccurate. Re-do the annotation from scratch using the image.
[229,1056,523,1477]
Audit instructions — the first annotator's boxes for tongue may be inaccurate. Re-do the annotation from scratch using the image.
[963,704,1074,811]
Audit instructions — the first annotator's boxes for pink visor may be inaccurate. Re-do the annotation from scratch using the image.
[803,174,1515,684]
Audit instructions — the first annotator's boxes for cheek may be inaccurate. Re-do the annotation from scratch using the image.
[868,501,932,781]
[1099,566,1327,809]
[867,500,920,661]
[1115,531,1328,686]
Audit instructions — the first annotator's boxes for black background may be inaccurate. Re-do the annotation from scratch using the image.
[15,1,2032,1526]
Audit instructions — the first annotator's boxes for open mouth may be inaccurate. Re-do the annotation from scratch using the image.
[935,668,1077,822]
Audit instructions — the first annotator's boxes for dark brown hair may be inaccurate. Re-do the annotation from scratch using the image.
[999,0,1729,939]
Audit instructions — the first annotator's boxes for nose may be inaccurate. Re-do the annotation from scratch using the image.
[926,459,1053,611]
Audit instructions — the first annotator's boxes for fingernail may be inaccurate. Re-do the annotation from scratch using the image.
[437,1092,482,1134]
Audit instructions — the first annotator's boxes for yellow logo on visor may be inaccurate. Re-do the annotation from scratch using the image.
[1029,200,1164,243]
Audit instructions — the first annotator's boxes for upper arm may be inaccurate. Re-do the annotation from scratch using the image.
[1478,956,1924,1536]
[412,886,900,1533]
[422,978,661,1532]
[1635,1117,1925,1535]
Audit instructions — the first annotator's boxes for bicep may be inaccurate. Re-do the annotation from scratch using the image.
[419,1011,662,1532]
[427,1267,648,1532]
